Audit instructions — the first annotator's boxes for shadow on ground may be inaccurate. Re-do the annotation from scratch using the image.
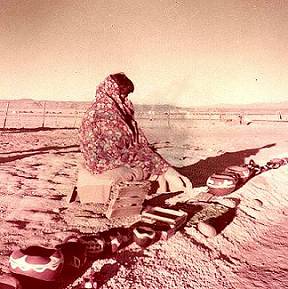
[0,145,80,163]
[0,127,77,133]
[177,143,276,187]
[8,194,240,289]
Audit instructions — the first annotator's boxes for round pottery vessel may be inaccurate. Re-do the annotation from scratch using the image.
[9,246,64,282]
[133,225,156,248]
[78,234,105,259]
[206,173,238,196]
[225,165,251,183]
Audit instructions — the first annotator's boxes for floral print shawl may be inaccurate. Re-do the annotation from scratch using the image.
[79,75,169,177]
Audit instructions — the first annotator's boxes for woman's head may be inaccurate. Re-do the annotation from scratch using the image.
[110,73,134,97]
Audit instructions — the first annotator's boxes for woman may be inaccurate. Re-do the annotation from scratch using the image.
[79,73,192,194]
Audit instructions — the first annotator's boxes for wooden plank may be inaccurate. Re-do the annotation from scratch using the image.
[141,212,177,224]
[111,198,145,208]
[141,207,188,228]
[149,207,187,217]
[117,190,148,198]
[112,184,150,198]
[106,206,143,219]
[115,195,144,200]
[105,180,151,219]
[66,186,79,203]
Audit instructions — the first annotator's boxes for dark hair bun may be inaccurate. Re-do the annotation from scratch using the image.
[110,73,134,94]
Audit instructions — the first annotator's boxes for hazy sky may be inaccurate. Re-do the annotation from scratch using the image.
[1,0,287,106]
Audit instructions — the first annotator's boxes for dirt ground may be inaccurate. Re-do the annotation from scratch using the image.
[0,120,287,289]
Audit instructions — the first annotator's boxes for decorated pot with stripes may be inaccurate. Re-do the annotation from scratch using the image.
[9,246,64,282]
[56,237,87,271]
[78,234,105,259]
[132,224,156,248]
[225,165,251,183]
[206,172,238,196]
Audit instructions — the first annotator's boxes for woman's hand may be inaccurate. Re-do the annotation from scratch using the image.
[103,166,145,183]
[157,167,193,193]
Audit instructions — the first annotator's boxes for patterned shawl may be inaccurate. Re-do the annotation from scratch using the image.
[79,74,169,176]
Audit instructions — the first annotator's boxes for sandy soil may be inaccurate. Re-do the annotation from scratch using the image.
[0,121,287,289]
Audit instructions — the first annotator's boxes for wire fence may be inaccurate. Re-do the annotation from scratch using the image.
[0,101,287,129]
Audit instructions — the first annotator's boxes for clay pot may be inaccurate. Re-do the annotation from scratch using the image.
[206,172,238,196]
[133,225,156,248]
[56,237,87,271]
[9,246,64,282]
[78,234,105,259]
[225,165,251,183]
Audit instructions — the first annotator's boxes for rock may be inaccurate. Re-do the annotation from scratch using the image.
[216,198,238,208]
[197,222,217,238]
[253,198,264,208]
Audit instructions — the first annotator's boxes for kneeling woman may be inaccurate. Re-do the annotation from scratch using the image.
[79,73,192,199]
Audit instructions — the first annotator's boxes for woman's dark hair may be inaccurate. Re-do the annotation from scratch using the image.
[110,73,134,94]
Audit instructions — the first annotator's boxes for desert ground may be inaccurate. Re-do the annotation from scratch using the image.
[0,115,287,289]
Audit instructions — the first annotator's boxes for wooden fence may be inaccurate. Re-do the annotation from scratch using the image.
[0,101,287,129]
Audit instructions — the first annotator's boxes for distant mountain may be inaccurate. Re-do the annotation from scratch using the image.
[0,99,90,111]
[0,99,287,113]
[0,99,178,112]
[183,101,288,113]
[0,99,41,110]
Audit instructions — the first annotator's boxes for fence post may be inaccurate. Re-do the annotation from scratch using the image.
[41,101,46,128]
[73,110,78,128]
[167,109,171,128]
[3,101,10,129]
